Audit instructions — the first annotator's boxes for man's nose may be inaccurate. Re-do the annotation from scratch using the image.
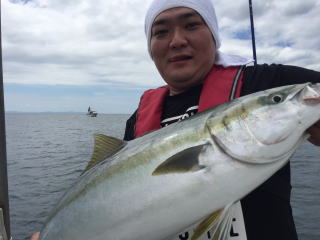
[169,29,188,49]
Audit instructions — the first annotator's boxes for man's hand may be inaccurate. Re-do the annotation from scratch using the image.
[30,232,40,240]
[308,120,320,146]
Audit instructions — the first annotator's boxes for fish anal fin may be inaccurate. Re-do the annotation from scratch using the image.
[191,209,223,240]
[192,203,236,240]
[152,144,207,176]
[82,134,125,174]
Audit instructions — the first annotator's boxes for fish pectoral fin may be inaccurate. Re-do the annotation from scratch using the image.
[191,204,234,240]
[152,144,208,175]
[82,134,125,174]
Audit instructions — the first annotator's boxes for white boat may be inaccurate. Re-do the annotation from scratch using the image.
[87,106,98,117]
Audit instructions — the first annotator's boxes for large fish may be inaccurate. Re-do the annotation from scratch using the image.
[39,83,320,240]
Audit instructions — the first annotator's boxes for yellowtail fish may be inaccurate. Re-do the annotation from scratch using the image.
[39,83,320,240]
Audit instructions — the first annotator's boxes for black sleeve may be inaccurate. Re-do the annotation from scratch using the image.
[241,63,320,96]
[123,110,137,141]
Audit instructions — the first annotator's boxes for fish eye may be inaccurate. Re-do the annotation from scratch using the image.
[272,95,283,103]
[258,92,288,106]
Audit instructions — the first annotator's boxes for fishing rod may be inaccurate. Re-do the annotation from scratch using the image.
[248,0,257,65]
[0,0,12,238]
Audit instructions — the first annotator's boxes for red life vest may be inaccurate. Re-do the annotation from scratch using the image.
[134,66,244,138]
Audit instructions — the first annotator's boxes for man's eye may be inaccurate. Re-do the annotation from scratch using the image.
[153,29,168,37]
[186,22,201,29]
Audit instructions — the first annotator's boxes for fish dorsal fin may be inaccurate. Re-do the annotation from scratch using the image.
[152,144,207,176]
[82,134,125,174]
[192,204,234,240]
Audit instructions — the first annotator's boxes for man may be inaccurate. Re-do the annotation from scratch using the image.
[31,0,320,239]
[123,0,320,239]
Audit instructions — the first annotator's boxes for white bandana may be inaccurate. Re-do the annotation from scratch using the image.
[145,0,253,67]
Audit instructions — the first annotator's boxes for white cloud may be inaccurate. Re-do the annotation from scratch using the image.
[215,0,320,69]
[2,0,320,89]
[3,0,161,87]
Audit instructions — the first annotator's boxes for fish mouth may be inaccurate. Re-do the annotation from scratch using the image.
[288,83,320,105]
[299,83,320,105]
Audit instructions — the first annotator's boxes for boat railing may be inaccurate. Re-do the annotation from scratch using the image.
[0,208,12,240]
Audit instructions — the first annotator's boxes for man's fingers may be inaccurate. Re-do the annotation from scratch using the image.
[307,120,320,146]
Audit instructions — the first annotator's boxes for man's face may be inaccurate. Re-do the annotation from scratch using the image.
[150,7,216,95]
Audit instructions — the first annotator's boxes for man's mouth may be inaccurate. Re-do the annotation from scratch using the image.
[169,55,193,62]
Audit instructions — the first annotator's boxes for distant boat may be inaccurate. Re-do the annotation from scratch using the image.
[87,106,98,117]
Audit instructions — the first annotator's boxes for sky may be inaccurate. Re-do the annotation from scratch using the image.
[2,0,320,113]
